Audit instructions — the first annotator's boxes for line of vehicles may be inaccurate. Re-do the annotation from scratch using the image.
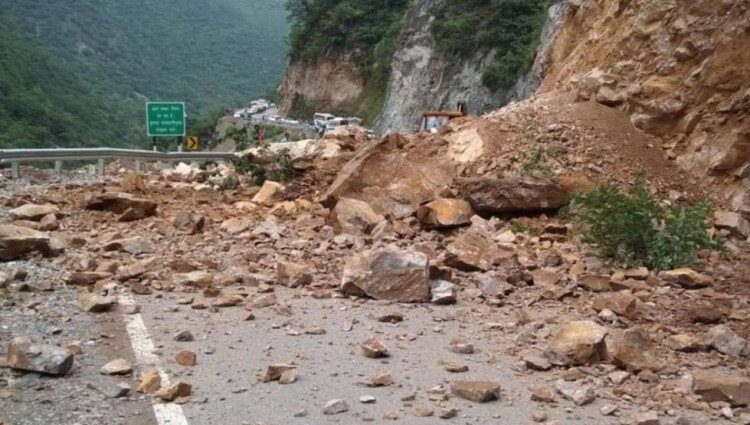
[233,99,275,119]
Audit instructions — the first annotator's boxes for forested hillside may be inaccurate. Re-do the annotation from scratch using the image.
[0,0,288,148]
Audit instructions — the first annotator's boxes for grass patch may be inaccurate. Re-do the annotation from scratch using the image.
[569,178,721,271]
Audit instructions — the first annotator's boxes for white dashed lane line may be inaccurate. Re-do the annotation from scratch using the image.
[120,295,189,425]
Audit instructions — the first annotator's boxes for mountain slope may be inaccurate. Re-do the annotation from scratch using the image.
[0,0,288,148]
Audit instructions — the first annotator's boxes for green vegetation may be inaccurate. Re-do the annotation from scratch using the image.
[285,0,409,123]
[0,0,288,148]
[519,147,553,178]
[432,0,549,91]
[569,178,721,271]
[231,149,295,186]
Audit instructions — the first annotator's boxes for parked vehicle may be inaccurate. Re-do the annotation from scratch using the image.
[325,117,362,132]
[313,113,335,134]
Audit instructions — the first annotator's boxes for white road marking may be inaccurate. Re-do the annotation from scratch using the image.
[120,295,189,425]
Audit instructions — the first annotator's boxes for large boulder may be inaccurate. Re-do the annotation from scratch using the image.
[416,198,473,228]
[457,175,567,215]
[7,337,74,375]
[9,204,60,221]
[0,225,61,261]
[321,134,455,219]
[331,198,385,236]
[545,321,608,366]
[341,249,430,302]
[85,192,157,222]
[693,371,750,407]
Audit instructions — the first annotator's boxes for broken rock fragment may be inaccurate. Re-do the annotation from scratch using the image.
[262,364,297,383]
[592,291,638,319]
[555,380,597,406]
[175,350,197,366]
[85,192,157,221]
[430,280,457,304]
[172,212,205,234]
[276,261,313,287]
[0,224,62,260]
[332,197,385,235]
[100,358,133,375]
[659,268,712,289]
[156,381,192,402]
[361,337,389,358]
[323,399,349,415]
[545,321,608,366]
[7,337,74,376]
[416,198,473,228]
[692,370,750,407]
[137,371,162,394]
[707,325,747,357]
[9,204,60,221]
[341,249,430,302]
[252,181,285,206]
[445,228,507,272]
[610,326,662,372]
[77,291,117,313]
[451,381,501,403]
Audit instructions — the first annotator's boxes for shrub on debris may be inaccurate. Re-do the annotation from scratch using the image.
[569,177,721,270]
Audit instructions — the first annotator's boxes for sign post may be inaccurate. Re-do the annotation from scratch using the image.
[146,102,186,138]
[186,136,199,151]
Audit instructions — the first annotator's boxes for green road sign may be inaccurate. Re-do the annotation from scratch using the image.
[146,102,186,137]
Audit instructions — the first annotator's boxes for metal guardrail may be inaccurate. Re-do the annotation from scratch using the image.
[0,148,236,179]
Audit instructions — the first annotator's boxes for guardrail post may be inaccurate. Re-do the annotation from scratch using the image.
[135,160,141,173]
[11,161,19,180]
[54,160,63,174]
[97,159,105,177]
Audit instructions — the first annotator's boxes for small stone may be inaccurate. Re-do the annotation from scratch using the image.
[100,358,133,375]
[439,408,458,419]
[545,321,607,366]
[361,337,389,358]
[600,404,618,416]
[175,350,197,366]
[635,411,660,425]
[323,399,349,415]
[279,368,298,384]
[377,313,404,323]
[531,387,556,403]
[155,381,192,401]
[451,380,501,403]
[449,338,475,354]
[137,371,161,394]
[414,406,434,417]
[360,373,394,387]
[532,410,548,422]
[608,371,630,385]
[261,364,297,383]
[173,330,194,342]
[430,280,457,305]
[555,380,596,406]
[359,395,376,404]
[440,360,469,373]
[77,291,117,313]
[707,325,747,357]
[524,353,552,371]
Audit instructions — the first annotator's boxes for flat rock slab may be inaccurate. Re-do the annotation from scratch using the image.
[451,380,502,403]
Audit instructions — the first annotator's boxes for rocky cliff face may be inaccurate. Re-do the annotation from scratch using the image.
[539,0,750,212]
[377,0,569,134]
[279,57,365,118]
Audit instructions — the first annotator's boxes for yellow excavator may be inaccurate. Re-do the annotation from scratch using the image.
[418,101,468,133]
